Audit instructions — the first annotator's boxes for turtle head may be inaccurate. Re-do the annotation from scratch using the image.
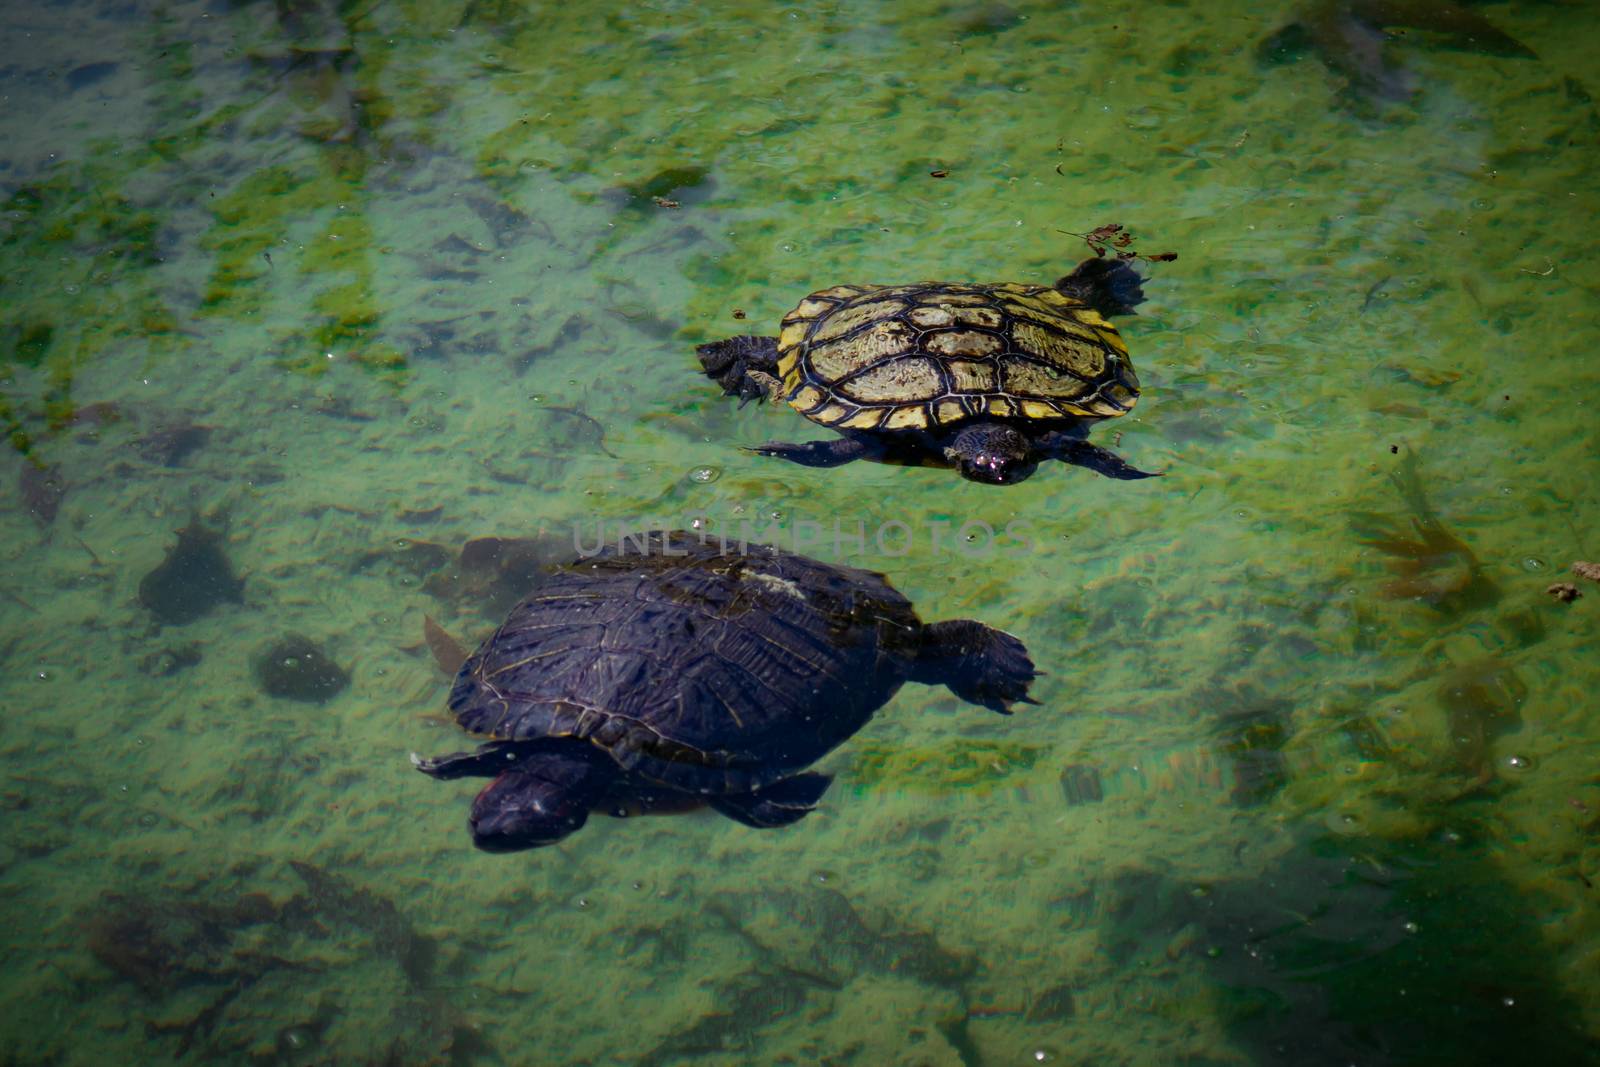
[947,423,1036,485]
[467,744,614,852]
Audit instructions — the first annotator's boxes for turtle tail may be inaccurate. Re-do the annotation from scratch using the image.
[1055,257,1146,316]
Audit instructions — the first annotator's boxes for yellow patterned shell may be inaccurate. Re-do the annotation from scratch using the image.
[773,281,1140,432]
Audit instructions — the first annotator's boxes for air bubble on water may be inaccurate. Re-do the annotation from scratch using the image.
[689,466,720,484]
[1403,920,1420,934]
[1504,754,1533,772]
[1521,557,1547,571]
[1327,811,1362,834]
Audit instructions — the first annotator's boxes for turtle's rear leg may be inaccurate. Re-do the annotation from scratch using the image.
[911,620,1038,713]
[696,335,783,404]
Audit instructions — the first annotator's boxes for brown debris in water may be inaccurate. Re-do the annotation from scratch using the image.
[1350,449,1498,616]
[1546,583,1582,604]
[1572,561,1600,584]
[1057,222,1178,264]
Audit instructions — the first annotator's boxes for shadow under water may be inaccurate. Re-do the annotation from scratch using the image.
[1102,828,1593,1065]
[1259,0,1536,103]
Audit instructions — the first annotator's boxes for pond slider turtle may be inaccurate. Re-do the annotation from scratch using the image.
[415,531,1036,852]
[698,257,1158,484]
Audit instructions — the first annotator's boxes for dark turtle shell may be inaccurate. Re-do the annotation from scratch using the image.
[446,531,925,795]
[773,281,1140,432]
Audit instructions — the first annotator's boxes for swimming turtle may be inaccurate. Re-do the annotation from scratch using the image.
[414,530,1036,852]
[697,257,1158,485]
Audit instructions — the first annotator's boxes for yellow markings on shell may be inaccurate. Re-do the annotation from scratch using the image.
[790,385,828,412]
[1009,320,1105,380]
[918,291,991,306]
[811,298,908,344]
[907,306,956,328]
[814,284,871,300]
[814,402,852,425]
[839,357,942,403]
[808,321,916,380]
[1096,325,1128,356]
[1102,380,1139,410]
[885,406,929,429]
[1116,359,1141,392]
[776,350,799,377]
[945,360,997,392]
[987,396,1017,417]
[871,284,926,300]
[777,321,810,352]
[926,330,1003,358]
[1001,357,1091,400]
[1020,400,1061,420]
[951,305,1004,329]
[935,399,967,424]
[786,297,836,321]
[840,408,886,430]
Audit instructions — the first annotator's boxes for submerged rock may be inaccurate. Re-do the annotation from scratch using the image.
[253,634,350,702]
[138,516,245,624]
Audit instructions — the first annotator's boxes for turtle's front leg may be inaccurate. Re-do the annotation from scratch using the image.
[744,435,877,469]
[1038,431,1163,480]
[412,741,526,780]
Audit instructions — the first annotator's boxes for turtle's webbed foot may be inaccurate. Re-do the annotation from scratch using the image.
[1048,437,1163,480]
[412,743,522,780]
[916,620,1038,714]
[711,772,833,828]
[743,436,872,469]
[696,336,781,403]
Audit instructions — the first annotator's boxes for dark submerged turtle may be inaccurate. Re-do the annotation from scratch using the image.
[697,257,1157,485]
[415,531,1036,852]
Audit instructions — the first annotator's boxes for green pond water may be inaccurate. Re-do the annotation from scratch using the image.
[3,0,1599,1063]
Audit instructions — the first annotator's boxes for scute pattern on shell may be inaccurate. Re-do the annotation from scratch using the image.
[445,532,924,795]
[775,281,1140,430]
